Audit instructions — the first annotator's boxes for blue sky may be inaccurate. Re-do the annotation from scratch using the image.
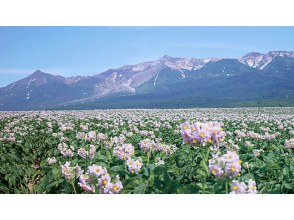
[0,26,293,87]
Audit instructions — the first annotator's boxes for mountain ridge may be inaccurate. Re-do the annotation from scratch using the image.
[1,50,294,110]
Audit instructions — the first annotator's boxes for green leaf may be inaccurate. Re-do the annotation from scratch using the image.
[8,175,16,187]
[52,168,59,177]
[133,184,147,194]
[153,166,166,175]
[109,165,124,172]
[283,183,293,189]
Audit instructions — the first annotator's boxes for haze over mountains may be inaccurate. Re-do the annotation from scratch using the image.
[0,51,294,110]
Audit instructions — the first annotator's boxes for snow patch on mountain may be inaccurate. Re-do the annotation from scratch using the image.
[179,70,186,78]
[153,73,159,86]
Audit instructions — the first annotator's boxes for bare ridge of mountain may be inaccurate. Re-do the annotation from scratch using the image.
[239,51,294,70]
[0,51,294,110]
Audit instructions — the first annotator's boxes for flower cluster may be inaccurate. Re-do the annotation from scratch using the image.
[244,141,252,147]
[113,143,134,160]
[139,139,155,152]
[155,157,165,166]
[126,157,143,174]
[234,130,280,140]
[253,149,264,157]
[156,143,177,155]
[80,124,88,132]
[78,173,95,193]
[47,157,57,165]
[180,122,226,147]
[77,145,96,159]
[105,135,126,149]
[58,143,74,157]
[59,122,75,132]
[139,139,177,155]
[85,131,96,141]
[78,164,123,194]
[209,151,242,177]
[285,138,294,149]
[230,179,258,194]
[78,148,88,158]
[61,161,82,180]
[97,133,108,142]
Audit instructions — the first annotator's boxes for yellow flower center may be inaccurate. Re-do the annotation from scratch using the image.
[231,167,236,172]
[238,160,242,164]
[113,186,118,191]
[228,155,232,160]
[213,130,217,134]
[212,170,216,174]
[131,170,135,174]
[184,126,188,130]
[103,179,107,185]
[233,185,238,191]
[208,139,212,143]
[193,139,197,143]
[200,133,205,137]
[96,168,100,173]
[237,173,241,176]
[192,127,196,131]
[220,128,223,131]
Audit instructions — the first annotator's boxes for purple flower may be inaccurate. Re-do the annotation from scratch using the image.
[88,164,106,177]
[230,180,247,194]
[223,151,239,163]
[225,161,241,176]
[78,148,88,159]
[61,161,75,180]
[180,122,192,143]
[113,143,134,160]
[190,123,200,134]
[126,157,143,174]
[209,151,242,178]
[65,149,74,157]
[47,157,57,165]
[180,121,226,146]
[196,129,211,143]
[285,139,294,148]
[75,164,83,177]
[89,145,96,159]
[139,139,155,152]
[247,179,258,194]
[78,182,95,193]
[79,173,91,185]
[98,173,111,188]
[104,175,123,194]
[209,164,223,177]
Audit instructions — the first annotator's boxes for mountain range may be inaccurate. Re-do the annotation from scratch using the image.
[0,50,294,110]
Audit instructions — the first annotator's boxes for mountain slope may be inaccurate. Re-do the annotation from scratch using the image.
[1,51,294,110]
[56,57,294,109]
[0,70,69,110]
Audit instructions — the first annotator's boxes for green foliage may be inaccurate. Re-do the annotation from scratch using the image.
[0,108,293,194]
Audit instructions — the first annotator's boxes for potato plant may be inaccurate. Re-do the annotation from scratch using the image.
[0,108,293,194]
